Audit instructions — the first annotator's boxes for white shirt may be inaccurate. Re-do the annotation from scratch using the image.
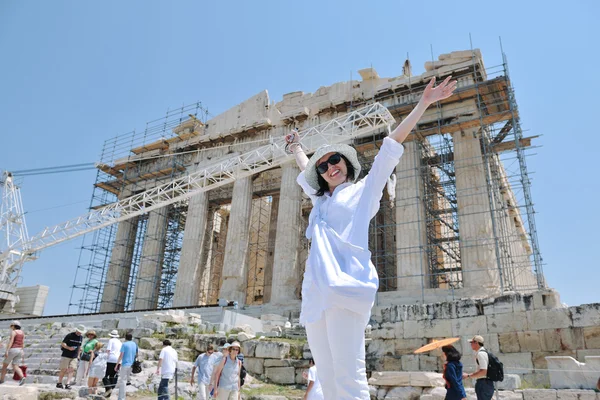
[307,366,324,400]
[297,137,404,324]
[159,346,179,379]
[106,338,122,363]
[476,347,489,372]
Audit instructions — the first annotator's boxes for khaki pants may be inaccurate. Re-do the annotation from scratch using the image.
[216,388,239,400]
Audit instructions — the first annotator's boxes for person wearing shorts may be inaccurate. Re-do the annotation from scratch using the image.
[57,325,85,389]
[87,342,108,396]
[0,321,25,386]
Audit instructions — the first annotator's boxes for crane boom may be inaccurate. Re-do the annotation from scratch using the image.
[1,102,395,276]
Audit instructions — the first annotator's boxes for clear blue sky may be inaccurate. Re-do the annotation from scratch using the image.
[1,1,598,316]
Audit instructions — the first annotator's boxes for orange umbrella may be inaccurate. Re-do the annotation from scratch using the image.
[413,337,460,354]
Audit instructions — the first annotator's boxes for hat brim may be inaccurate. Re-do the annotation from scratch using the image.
[304,144,361,191]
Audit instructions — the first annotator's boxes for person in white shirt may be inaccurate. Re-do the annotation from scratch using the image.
[103,329,122,397]
[304,359,323,400]
[191,344,216,400]
[285,76,456,400]
[463,335,494,400]
[157,339,179,400]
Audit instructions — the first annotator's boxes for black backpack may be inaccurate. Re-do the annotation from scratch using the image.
[478,349,504,382]
[240,364,247,386]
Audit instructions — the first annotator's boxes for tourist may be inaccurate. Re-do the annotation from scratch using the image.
[57,325,85,389]
[213,341,242,400]
[303,358,323,400]
[75,330,98,386]
[87,342,108,396]
[209,342,230,396]
[463,335,494,400]
[0,320,25,385]
[156,339,178,400]
[191,344,216,400]
[116,332,138,400]
[285,76,456,399]
[103,329,122,397]
[441,345,467,400]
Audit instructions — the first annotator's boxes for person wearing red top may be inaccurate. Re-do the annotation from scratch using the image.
[0,320,25,385]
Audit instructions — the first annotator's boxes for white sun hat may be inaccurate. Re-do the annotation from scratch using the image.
[304,143,362,191]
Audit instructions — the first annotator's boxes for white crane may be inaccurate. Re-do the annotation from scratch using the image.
[0,102,395,306]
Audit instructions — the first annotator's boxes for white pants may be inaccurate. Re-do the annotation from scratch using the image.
[216,388,239,400]
[305,307,370,400]
[197,382,210,400]
[75,360,89,385]
[117,365,132,400]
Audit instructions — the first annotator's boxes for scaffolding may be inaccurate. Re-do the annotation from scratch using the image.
[70,48,543,314]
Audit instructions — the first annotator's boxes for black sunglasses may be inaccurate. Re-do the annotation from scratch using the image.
[316,153,342,174]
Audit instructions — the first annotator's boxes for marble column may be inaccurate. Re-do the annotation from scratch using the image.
[219,176,253,304]
[270,163,302,304]
[453,128,500,290]
[100,191,138,312]
[132,206,169,310]
[172,192,209,307]
[395,141,429,289]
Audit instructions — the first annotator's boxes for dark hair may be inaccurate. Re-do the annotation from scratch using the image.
[163,339,172,346]
[308,358,315,365]
[315,154,356,196]
[207,344,214,351]
[12,325,21,330]
[218,338,227,346]
[441,345,461,362]
[125,333,133,341]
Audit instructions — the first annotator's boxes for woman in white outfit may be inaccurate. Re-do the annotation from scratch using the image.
[86,342,108,396]
[286,76,456,400]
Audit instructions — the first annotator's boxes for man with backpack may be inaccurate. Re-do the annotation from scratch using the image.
[463,335,502,400]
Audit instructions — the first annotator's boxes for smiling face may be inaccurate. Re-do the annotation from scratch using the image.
[317,152,348,192]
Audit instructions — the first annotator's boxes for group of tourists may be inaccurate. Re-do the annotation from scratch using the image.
[190,338,245,400]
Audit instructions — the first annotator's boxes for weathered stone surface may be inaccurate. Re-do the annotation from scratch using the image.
[501,352,534,374]
[522,389,558,400]
[541,329,562,352]
[556,390,597,400]
[497,374,522,390]
[422,319,453,339]
[373,327,396,340]
[395,338,427,355]
[546,356,587,390]
[140,337,163,350]
[255,341,290,359]
[583,326,600,349]
[488,312,529,333]
[101,319,119,330]
[242,340,259,357]
[368,339,395,357]
[403,320,425,339]
[421,386,447,400]
[452,315,487,336]
[498,391,525,400]
[383,355,403,371]
[528,309,572,331]
[140,319,166,332]
[533,351,576,370]
[500,332,521,353]
[131,327,154,338]
[402,355,419,371]
[518,331,542,352]
[265,366,295,384]
[237,332,256,342]
[0,386,40,400]
[570,304,600,328]
[484,294,515,315]
[264,359,291,368]
[409,372,445,387]
[369,371,411,386]
[455,299,480,318]
[560,328,585,351]
[384,386,422,400]
[419,355,439,371]
[244,357,264,375]
[246,396,287,400]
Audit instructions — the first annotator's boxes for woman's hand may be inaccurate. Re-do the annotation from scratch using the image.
[421,76,457,106]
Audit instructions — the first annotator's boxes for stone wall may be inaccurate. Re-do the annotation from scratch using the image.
[367,289,600,386]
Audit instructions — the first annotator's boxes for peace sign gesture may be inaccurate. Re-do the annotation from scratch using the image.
[421,76,457,106]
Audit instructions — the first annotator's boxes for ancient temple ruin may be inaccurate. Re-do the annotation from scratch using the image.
[69,48,544,313]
